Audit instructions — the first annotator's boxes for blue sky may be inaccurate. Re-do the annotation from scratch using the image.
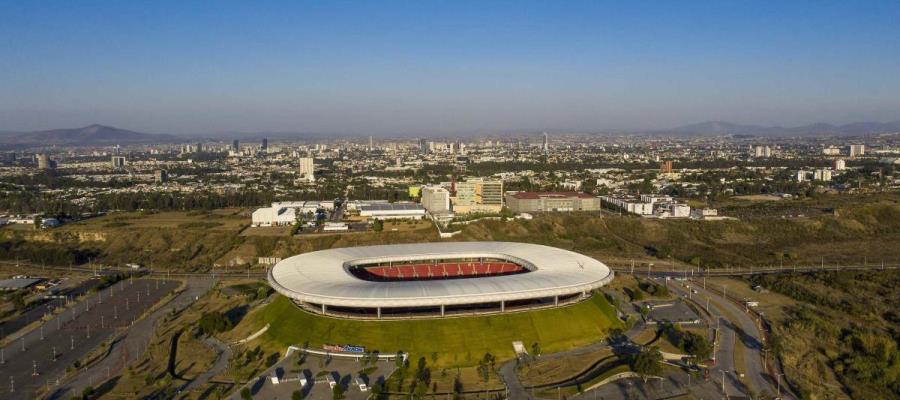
[1,1,898,135]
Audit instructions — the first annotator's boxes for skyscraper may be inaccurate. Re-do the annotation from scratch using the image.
[298,157,315,183]
[261,138,268,152]
[418,138,429,155]
[36,154,55,169]
[232,139,240,152]
[111,156,126,169]
[542,132,549,153]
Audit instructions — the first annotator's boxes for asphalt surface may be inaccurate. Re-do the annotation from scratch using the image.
[670,279,795,399]
[231,350,396,400]
[0,278,179,400]
[0,278,103,342]
[179,336,232,393]
[48,276,216,400]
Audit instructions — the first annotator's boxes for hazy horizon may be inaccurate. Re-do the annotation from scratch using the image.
[2,1,899,135]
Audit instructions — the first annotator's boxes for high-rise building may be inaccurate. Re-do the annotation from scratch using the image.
[452,178,503,214]
[196,142,203,153]
[814,169,832,181]
[754,145,772,157]
[369,136,374,150]
[420,185,451,213]
[111,156,126,169]
[659,160,673,174]
[833,159,846,171]
[232,139,240,152]
[418,138,429,155]
[849,144,865,157]
[36,154,56,170]
[261,138,268,152]
[542,132,549,153]
[822,146,841,156]
[154,169,169,183]
[298,157,315,183]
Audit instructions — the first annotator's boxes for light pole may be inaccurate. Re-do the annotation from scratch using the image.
[721,370,726,394]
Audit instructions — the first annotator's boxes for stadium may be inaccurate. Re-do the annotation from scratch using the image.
[267,241,614,319]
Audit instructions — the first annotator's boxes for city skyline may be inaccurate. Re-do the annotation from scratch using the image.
[2,1,899,135]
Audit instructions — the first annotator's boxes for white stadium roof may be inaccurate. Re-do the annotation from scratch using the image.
[268,241,614,308]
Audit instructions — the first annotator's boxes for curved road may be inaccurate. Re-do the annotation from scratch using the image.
[47,277,217,399]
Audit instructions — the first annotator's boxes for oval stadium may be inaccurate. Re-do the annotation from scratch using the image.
[268,241,614,319]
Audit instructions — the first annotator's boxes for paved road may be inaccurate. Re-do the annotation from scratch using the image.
[47,276,216,400]
[179,336,232,393]
[0,278,179,400]
[668,278,796,399]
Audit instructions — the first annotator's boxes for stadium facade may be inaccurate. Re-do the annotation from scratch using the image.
[268,242,614,319]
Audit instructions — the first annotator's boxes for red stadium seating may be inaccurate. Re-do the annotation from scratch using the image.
[356,261,524,281]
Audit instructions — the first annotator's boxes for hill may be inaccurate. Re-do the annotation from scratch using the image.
[0,124,182,146]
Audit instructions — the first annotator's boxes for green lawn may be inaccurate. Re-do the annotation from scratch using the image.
[255,294,622,367]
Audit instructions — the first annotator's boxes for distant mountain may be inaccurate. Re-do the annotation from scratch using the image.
[0,124,182,147]
[666,121,771,135]
[657,120,900,137]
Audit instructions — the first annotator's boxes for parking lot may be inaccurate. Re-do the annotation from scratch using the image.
[233,350,397,400]
[0,278,179,400]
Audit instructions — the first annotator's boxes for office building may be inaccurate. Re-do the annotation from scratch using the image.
[36,154,56,170]
[154,169,169,183]
[111,156,126,169]
[659,160,673,174]
[849,144,865,157]
[421,186,451,213]
[505,192,601,213]
[833,159,846,171]
[261,138,268,152]
[754,145,772,158]
[232,139,240,152]
[814,169,832,181]
[453,178,503,214]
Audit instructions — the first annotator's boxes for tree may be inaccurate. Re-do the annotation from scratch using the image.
[292,390,304,400]
[630,346,663,381]
[197,311,233,335]
[332,384,345,400]
[81,386,96,400]
[372,219,384,232]
[239,387,253,400]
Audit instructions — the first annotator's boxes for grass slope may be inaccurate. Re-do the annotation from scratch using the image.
[254,294,622,367]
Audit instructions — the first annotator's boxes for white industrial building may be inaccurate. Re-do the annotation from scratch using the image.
[358,203,425,220]
[420,185,451,213]
[251,201,332,227]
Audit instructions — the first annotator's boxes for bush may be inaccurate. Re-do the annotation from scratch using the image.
[197,311,233,335]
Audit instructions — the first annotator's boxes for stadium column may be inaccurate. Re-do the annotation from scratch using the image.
[554,295,559,307]
[321,304,327,315]
[440,304,445,317]
[501,300,505,312]
[377,307,381,319]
